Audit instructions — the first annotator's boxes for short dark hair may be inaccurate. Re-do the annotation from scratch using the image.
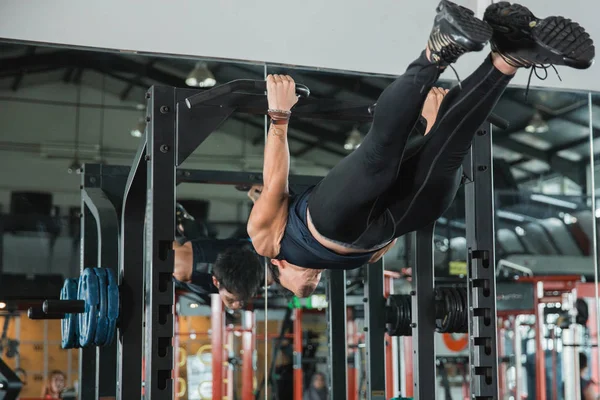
[212,246,264,302]
[580,352,588,370]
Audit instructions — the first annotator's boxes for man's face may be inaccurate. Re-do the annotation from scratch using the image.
[212,276,244,310]
[219,287,244,310]
[272,260,323,298]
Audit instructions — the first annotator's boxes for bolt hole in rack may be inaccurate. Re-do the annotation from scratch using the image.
[26,78,506,400]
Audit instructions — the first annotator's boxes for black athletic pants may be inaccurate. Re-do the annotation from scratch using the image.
[308,51,513,248]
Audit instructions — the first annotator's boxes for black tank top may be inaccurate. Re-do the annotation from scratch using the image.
[275,187,375,270]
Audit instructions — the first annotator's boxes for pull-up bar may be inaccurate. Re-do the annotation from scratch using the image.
[186,79,510,130]
[185,79,311,108]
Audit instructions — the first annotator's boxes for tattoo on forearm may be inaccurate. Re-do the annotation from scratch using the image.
[270,125,286,137]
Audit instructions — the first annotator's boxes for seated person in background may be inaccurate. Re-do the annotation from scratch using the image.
[304,372,328,400]
[580,353,599,400]
[41,370,66,399]
[172,201,265,310]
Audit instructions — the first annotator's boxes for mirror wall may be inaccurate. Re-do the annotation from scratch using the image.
[0,40,598,400]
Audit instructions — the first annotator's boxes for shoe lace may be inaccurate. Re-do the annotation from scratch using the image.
[524,64,562,99]
[414,57,463,94]
[493,47,563,99]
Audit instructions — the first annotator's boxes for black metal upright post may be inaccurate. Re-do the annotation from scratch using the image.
[411,225,437,400]
[144,85,176,400]
[81,165,121,398]
[464,123,499,399]
[327,269,347,400]
[80,178,99,400]
[119,142,148,399]
[364,260,386,400]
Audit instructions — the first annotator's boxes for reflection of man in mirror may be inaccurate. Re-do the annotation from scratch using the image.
[243,0,596,298]
[172,202,265,310]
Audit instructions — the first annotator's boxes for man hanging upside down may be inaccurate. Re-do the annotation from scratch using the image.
[242,1,595,297]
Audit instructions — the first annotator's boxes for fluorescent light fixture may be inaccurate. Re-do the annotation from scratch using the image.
[344,128,362,151]
[497,210,526,222]
[562,213,578,225]
[530,194,577,210]
[525,111,549,134]
[130,118,146,138]
[186,62,216,88]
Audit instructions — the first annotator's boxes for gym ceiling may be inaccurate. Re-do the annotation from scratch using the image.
[1,42,599,187]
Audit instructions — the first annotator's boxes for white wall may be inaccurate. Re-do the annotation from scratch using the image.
[0,0,597,92]
[0,73,334,223]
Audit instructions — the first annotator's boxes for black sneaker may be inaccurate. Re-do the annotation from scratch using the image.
[428,0,493,66]
[484,2,595,69]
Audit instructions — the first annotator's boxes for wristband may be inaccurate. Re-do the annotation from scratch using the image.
[268,109,291,125]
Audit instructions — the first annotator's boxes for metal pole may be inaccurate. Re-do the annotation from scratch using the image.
[242,310,256,400]
[403,337,413,398]
[384,275,395,400]
[411,225,437,400]
[535,282,547,400]
[79,189,98,400]
[364,259,386,400]
[464,123,500,398]
[119,141,147,400]
[211,293,224,400]
[498,318,506,399]
[514,316,522,400]
[226,330,235,400]
[81,185,120,398]
[144,85,176,400]
[327,269,348,400]
[293,308,304,400]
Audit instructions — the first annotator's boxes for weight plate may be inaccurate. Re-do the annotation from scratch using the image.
[458,288,468,333]
[78,268,100,347]
[449,288,461,333]
[61,278,80,349]
[386,295,401,336]
[105,268,119,346]
[93,268,109,346]
[400,295,411,336]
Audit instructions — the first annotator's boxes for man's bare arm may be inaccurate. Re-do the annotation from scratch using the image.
[247,75,298,255]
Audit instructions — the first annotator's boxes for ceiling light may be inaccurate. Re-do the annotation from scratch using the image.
[525,111,549,134]
[186,62,216,88]
[344,128,362,151]
[530,194,577,209]
[0,302,5,309]
[130,118,146,138]
[67,160,82,174]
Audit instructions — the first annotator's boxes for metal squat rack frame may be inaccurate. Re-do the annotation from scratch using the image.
[78,80,501,399]
[77,81,375,400]
[409,123,499,400]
